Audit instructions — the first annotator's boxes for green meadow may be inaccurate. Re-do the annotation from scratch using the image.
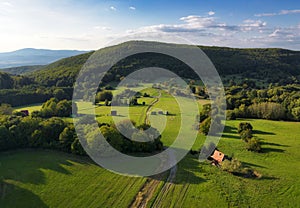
[5,87,300,207]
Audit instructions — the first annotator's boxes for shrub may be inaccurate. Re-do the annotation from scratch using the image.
[246,138,261,152]
[226,110,236,120]
[199,117,211,135]
[221,158,242,173]
[240,129,253,142]
[238,122,253,134]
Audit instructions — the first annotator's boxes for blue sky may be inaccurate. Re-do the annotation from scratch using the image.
[0,0,300,51]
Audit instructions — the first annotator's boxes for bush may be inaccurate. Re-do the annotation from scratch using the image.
[199,117,211,135]
[238,122,253,134]
[240,129,253,142]
[221,158,242,173]
[226,110,236,120]
[246,138,261,152]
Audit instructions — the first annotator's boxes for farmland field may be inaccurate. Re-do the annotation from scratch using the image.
[0,150,146,208]
[1,119,299,207]
[151,119,300,207]
[6,87,300,207]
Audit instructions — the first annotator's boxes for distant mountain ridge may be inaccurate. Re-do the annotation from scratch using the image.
[0,48,88,69]
[28,41,300,87]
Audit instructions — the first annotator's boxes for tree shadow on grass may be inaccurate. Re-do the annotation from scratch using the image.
[259,175,279,180]
[222,125,241,139]
[223,125,237,134]
[222,134,241,139]
[261,147,285,153]
[0,149,90,185]
[253,130,276,135]
[260,141,289,147]
[260,140,288,153]
[0,181,49,208]
[0,149,94,207]
[242,161,266,169]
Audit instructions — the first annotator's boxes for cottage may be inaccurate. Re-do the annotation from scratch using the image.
[20,110,29,116]
[210,149,225,164]
[111,110,117,116]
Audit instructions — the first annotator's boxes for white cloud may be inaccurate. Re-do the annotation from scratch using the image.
[241,19,267,31]
[208,11,215,16]
[94,26,111,31]
[126,13,300,50]
[110,6,116,11]
[1,2,13,7]
[255,9,300,17]
[129,6,136,10]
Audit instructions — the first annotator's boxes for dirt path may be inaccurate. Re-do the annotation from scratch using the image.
[129,90,178,208]
[151,151,177,208]
[144,91,161,125]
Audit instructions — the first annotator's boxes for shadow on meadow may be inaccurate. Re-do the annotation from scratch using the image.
[222,125,240,139]
[0,149,91,207]
[0,181,49,208]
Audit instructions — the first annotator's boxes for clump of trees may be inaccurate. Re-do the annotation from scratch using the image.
[95,91,113,103]
[220,158,261,178]
[238,122,261,152]
[33,98,73,118]
[226,84,300,121]
[0,103,13,115]
[97,120,163,153]
[0,115,84,154]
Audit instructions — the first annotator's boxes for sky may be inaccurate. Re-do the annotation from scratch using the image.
[0,0,300,52]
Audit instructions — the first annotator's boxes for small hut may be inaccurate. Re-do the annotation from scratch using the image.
[20,110,29,116]
[210,149,225,164]
[111,110,117,116]
[151,111,156,115]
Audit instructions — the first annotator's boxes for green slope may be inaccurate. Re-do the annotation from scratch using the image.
[0,150,145,208]
[28,41,300,88]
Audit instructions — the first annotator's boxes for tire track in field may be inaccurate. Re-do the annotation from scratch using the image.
[129,89,178,208]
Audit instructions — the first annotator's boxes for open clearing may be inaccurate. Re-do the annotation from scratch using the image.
[6,87,300,207]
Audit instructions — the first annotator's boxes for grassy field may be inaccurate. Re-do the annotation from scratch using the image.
[1,119,298,207]
[13,103,43,113]
[151,119,300,207]
[7,87,300,207]
[0,150,146,208]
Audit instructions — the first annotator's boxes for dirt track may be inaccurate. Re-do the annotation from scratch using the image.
[129,90,178,208]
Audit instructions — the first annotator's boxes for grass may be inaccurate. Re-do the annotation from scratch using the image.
[13,103,43,113]
[7,87,300,207]
[0,150,146,208]
[152,119,300,207]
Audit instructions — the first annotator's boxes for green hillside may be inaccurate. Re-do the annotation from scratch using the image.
[0,65,43,75]
[28,41,300,88]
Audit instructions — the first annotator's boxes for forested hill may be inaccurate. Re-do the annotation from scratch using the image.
[1,41,300,90]
[27,41,300,88]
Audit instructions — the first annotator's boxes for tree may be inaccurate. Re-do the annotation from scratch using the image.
[238,122,253,134]
[71,138,85,155]
[240,129,253,142]
[59,125,76,152]
[56,100,72,117]
[246,138,261,152]
[53,88,67,100]
[95,91,113,102]
[221,158,242,173]
[0,125,13,150]
[200,117,211,135]
[0,104,13,115]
